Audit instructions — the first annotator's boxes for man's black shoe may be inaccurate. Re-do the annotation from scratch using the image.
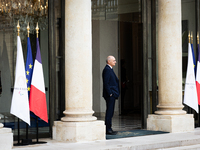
[106,130,118,135]
[112,131,118,135]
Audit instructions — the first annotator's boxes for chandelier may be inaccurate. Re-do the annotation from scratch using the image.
[0,0,48,33]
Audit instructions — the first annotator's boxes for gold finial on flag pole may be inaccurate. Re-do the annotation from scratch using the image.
[188,31,191,43]
[27,22,30,37]
[191,31,193,44]
[36,22,39,38]
[17,20,20,36]
[197,31,199,45]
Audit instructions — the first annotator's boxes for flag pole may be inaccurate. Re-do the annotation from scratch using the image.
[187,31,192,114]
[197,32,200,127]
[188,31,190,43]
[191,31,195,115]
[29,22,47,144]
[17,20,20,36]
[17,118,20,145]
[21,22,33,145]
[36,22,39,38]
[26,22,30,140]
[191,31,193,44]
[36,117,39,143]
[17,21,20,146]
[13,20,32,146]
[27,22,30,38]
[35,22,39,143]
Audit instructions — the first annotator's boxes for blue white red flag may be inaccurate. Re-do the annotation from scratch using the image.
[196,44,200,105]
[29,38,48,123]
[184,43,198,113]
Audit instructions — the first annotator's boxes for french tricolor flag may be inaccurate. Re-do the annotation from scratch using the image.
[29,38,48,123]
[196,44,200,105]
[184,43,198,113]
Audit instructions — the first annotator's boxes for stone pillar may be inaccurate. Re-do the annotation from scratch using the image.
[0,119,3,128]
[53,0,105,142]
[0,117,13,149]
[147,0,194,133]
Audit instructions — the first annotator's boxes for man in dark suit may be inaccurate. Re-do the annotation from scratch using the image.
[102,55,120,135]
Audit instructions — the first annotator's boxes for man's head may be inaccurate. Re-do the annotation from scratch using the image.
[106,55,116,67]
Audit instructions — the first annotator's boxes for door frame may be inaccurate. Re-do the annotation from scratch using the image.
[141,0,157,129]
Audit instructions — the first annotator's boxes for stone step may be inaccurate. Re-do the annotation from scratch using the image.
[13,128,200,150]
[156,144,200,150]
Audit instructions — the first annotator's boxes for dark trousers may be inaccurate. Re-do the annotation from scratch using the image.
[105,96,116,132]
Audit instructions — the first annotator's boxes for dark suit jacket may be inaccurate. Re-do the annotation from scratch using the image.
[102,65,120,99]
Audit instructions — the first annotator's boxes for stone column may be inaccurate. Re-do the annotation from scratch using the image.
[147,0,194,133]
[0,118,3,128]
[0,117,13,149]
[53,0,105,142]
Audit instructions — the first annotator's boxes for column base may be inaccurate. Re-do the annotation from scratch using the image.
[53,120,105,142]
[0,127,13,149]
[147,114,194,133]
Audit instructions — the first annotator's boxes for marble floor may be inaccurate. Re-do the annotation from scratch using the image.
[96,113,142,131]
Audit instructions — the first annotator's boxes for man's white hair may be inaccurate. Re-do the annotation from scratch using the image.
[106,55,113,63]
